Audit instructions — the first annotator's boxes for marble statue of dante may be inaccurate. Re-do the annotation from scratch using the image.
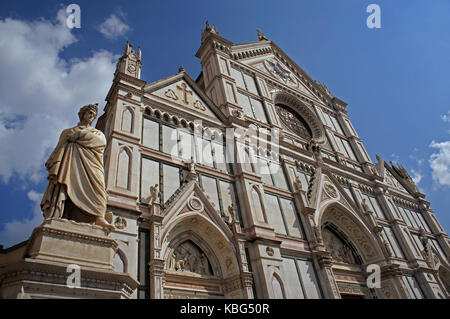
[40,103,110,227]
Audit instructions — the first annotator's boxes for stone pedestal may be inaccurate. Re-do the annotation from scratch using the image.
[0,219,139,299]
[28,219,117,271]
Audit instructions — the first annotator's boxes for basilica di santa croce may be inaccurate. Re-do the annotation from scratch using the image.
[0,23,449,299]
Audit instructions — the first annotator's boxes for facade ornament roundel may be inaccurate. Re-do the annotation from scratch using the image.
[188,196,203,211]
[114,216,127,230]
[323,182,337,199]
[266,246,274,256]
[127,64,136,72]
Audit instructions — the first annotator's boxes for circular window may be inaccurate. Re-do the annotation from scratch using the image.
[275,103,312,139]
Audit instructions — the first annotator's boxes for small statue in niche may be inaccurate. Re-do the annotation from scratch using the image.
[382,239,393,257]
[223,203,236,226]
[168,252,177,270]
[293,175,303,192]
[148,184,160,206]
[313,225,324,245]
[361,198,382,233]
[185,156,198,181]
[175,258,186,272]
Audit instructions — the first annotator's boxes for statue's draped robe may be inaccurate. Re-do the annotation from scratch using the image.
[41,125,107,219]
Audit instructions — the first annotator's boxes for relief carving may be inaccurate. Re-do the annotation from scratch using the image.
[322,227,358,264]
[323,182,337,199]
[326,209,377,260]
[168,241,213,276]
[114,216,127,230]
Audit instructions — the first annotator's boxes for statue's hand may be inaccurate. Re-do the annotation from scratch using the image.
[48,174,57,183]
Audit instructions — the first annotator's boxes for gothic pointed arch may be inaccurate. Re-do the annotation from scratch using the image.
[318,202,384,263]
[251,185,268,223]
[166,232,220,278]
[161,212,242,298]
[158,180,245,298]
[116,146,132,190]
[271,273,286,299]
[272,91,326,144]
[321,223,363,265]
[121,106,135,133]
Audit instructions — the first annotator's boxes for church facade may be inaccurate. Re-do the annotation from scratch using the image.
[1,24,449,299]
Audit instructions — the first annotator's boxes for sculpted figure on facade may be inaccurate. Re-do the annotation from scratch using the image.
[170,241,212,276]
[293,175,303,192]
[148,184,160,206]
[382,239,393,258]
[40,103,111,228]
[223,203,236,226]
[323,228,357,264]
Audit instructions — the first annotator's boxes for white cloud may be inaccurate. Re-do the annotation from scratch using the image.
[429,141,450,186]
[391,153,400,163]
[0,190,43,248]
[98,14,130,39]
[441,111,450,123]
[0,11,118,184]
[410,169,422,185]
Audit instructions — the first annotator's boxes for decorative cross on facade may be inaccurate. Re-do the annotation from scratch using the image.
[176,82,193,105]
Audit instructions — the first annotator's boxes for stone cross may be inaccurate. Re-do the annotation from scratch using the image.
[176,82,193,105]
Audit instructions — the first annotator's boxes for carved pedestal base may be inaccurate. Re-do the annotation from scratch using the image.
[28,219,117,270]
[0,219,138,299]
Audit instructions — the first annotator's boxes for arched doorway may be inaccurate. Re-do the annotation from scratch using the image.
[319,205,384,299]
[322,223,367,299]
[161,212,243,299]
[164,237,224,299]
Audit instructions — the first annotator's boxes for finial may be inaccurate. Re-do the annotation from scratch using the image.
[204,20,218,34]
[179,65,185,73]
[257,29,267,41]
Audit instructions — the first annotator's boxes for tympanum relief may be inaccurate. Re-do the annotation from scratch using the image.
[322,227,360,265]
[168,241,214,276]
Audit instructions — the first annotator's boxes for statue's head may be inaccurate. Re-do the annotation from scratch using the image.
[78,103,99,122]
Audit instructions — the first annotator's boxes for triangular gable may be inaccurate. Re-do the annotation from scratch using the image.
[229,40,332,104]
[161,180,234,240]
[319,173,359,214]
[144,72,227,123]
[248,57,320,100]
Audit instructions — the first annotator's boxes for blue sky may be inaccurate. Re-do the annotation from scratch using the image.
[0,0,449,247]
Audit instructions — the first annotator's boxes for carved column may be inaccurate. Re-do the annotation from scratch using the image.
[231,215,254,299]
[149,259,165,299]
[380,264,409,299]
[149,203,165,299]
[315,251,341,299]
[241,272,254,299]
